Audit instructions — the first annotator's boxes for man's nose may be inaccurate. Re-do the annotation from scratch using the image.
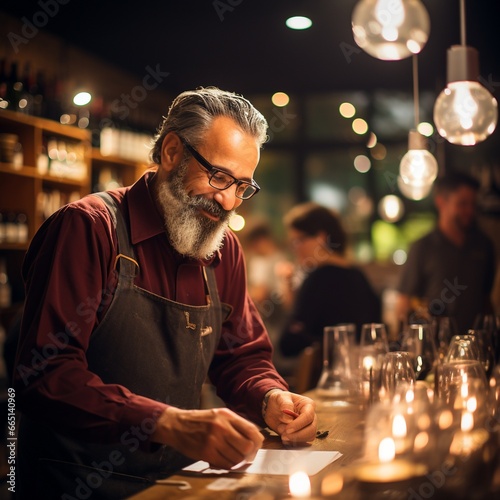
[214,186,243,211]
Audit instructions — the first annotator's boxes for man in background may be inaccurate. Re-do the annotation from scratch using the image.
[396,172,496,333]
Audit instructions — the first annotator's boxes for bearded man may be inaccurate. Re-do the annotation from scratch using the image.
[14,87,317,499]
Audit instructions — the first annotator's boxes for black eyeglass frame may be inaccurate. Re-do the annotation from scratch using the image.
[181,139,260,200]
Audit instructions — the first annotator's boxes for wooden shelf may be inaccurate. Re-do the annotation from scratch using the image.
[0,111,150,307]
[0,242,29,251]
[0,108,90,140]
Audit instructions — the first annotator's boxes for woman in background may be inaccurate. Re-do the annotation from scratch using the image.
[279,202,381,357]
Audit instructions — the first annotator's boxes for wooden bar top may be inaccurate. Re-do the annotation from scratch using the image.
[129,394,500,499]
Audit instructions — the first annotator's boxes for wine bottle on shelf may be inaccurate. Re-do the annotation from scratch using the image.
[32,69,46,117]
[0,58,8,106]
[18,61,34,114]
[0,258,12,308]
[16,212,28,243]
[6,60,23,111]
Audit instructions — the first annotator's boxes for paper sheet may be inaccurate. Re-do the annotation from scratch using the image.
[183,449,342,476]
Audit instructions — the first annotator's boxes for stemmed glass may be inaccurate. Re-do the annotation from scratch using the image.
[474,313,500,365]
[400,323,438,381]
[446,334,481,363]
[432,316,457,362]
[467,329,496,378]
[380,351,416,401]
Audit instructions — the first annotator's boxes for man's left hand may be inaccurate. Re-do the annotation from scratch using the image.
[263,390,317,444]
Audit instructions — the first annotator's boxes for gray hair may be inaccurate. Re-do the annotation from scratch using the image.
[150,87,268,164]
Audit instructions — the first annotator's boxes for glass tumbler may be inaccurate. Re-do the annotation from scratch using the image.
[316,325,353,401]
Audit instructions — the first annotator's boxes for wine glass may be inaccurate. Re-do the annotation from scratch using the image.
[489,364,500,423]
[380,351,416,401]
[474,313,500,365]
[446,335,481,363]
[359,323,389,404]
[432,316,458,362]
[400,323,438,381]
[467,329,496,378]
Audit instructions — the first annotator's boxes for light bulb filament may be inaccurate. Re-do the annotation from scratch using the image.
[453,85,479,130]
[375,0,405,41]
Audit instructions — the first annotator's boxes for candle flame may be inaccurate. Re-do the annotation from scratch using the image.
[461,411,474,432]
[392,414,407,438]
[363,356,375,370]
[460,383,469,399]
[466,397,477,413]
[289,471,311,498]
[378,437,396,463]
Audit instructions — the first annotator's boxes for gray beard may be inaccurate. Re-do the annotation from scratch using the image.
[156,159,233,259]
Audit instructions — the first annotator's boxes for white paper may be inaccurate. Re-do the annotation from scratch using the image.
[183,449,342,476]
[206,478,241,491]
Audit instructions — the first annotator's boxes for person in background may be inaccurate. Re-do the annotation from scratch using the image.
[396,172,496,334]
[243,220,295,377]
[13,87,317,499]
[279,202,382,358]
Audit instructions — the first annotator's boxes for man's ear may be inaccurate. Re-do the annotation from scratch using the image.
[160,132,184,172]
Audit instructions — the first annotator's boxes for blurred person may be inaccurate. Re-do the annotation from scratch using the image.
[279,202,382,358]
[13,87,317,499]
[243,221,295,376]
[244,221,288,312]
[396,172,496,334]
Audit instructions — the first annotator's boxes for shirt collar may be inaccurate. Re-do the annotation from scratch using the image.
[127,170,221,267]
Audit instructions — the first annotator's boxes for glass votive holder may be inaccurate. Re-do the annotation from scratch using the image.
[437,360,489,426]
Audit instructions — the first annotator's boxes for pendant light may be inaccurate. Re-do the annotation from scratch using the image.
[399,55,438,200]
[351,0,430,60]
[433,0,498,145]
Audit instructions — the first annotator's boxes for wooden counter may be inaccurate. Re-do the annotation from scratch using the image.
[129,394,500,499]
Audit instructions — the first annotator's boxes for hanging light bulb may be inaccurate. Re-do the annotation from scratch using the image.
[351,0,430,60]
[399,55,438,201]
[434,46,498,145]
[400,130,438,187]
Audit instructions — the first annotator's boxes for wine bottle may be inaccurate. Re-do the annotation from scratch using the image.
[6,61,23,111]
[0,258,12,308]
[0,58,7,107]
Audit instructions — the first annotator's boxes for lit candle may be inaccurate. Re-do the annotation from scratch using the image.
[392,413,408,454]
[448,410,489,456]
[355,437,427,484]
[289,471,311,498]
[392,414,407,438]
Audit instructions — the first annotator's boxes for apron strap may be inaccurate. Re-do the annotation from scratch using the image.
[93,192,139,279]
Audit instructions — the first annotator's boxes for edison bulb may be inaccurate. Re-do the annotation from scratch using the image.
[433,81,498,145]
[352,0,430,60]
[400,149,438,187]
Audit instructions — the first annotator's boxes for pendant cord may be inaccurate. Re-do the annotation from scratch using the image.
[460,0,466,46]
[412,54,419,128]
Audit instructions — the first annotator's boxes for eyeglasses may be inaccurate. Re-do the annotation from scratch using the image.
[181,139,260,200]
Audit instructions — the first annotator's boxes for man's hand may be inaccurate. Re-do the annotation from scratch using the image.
[152,407,263,469]
[263,390,317,444]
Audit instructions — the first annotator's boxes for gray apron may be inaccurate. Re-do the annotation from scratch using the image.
[17,192,230,499]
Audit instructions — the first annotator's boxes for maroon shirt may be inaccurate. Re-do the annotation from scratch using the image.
[14,171,287,444]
